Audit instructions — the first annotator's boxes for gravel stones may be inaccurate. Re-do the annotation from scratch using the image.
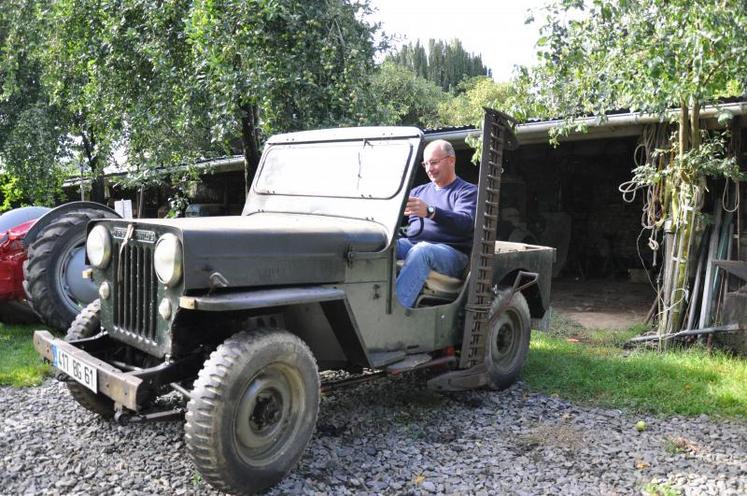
[1,376,745,495]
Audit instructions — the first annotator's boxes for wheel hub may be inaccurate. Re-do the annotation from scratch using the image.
[234,364,303,463]
[250,390,283,432]
[59,245,97,309]
[495,323,515,356]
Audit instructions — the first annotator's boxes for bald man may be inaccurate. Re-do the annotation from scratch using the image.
[396,139,477,308]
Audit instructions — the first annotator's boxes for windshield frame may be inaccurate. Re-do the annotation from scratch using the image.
[242,127,423,248]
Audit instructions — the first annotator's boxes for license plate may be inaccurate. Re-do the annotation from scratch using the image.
[53,345,97,393]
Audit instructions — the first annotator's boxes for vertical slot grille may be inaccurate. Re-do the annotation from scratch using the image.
[112,242,158,344]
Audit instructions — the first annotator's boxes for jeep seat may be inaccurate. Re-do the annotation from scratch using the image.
[396,260,464,303]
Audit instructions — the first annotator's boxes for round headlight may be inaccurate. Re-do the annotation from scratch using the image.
[86,225,111,268]
[154,233,183,287]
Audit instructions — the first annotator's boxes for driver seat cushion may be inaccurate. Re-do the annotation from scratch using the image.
[395,260,465,296]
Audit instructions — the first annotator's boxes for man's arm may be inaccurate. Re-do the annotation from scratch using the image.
[431,185,477,236]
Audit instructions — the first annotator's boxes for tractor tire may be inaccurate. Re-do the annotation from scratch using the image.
[64,299,115,419]
[185,329,320,495]
[485,287,532,390]
[0,300,40,325]
[23,208,116,333]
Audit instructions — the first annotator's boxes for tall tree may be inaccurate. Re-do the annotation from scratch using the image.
[0,0,68,207]
[370,61,446,127]
[387,38,490,92]
[188,0,384,189]
[84,0,221,194]
[438,76,512,127]
[37,0,126,203]
[522,0,747,336]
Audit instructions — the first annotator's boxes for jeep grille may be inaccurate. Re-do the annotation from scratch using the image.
[111,240,159,346]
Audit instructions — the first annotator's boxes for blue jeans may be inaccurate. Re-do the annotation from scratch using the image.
[396,239,469,308]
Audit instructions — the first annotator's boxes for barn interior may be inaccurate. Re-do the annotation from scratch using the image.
[65,111,746,333]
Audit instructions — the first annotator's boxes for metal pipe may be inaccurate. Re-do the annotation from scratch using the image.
[629,323,742,343]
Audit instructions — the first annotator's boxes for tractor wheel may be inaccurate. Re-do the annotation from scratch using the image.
[185,329,320,495]
[23,208,116,332]
[0,300,39,325]
[485,288,531,390]
[64,299,115,419]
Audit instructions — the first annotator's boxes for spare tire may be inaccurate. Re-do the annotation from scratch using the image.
[23,208,118,332]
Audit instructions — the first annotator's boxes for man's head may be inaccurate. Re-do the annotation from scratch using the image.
[422,139,457,188]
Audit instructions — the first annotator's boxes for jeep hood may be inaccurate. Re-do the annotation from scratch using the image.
[128,213,387,290]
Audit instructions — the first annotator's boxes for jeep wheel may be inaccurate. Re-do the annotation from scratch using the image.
[185,329,320,495]
[23,208,116,332]
[486,288,531,390]
[64,299,115,418]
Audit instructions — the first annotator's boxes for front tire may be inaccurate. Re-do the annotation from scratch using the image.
[185,329,320,495]
[64,299,115,418]
[486,288,531,390]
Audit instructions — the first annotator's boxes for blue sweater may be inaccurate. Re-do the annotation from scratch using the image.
[407,177,477,254]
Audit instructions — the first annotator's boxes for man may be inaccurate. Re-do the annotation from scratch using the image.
[396,139,477,308]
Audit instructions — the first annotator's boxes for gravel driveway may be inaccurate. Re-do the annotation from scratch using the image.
[1,375,745,495]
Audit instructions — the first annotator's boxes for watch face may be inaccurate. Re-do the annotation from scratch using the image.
[427,206,434,214]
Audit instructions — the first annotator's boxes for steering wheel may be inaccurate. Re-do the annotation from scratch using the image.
[398,216,424,238]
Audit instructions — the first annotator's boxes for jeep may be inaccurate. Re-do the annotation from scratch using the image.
[34,109,554,495]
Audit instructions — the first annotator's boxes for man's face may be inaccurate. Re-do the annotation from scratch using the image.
[422,145,455,187]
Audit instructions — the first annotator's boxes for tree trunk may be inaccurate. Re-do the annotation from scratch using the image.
[80,128,106,204]
[690,101,701,149]
[240,104,261,196]
[667,102,702,334]
[679,102,689,156]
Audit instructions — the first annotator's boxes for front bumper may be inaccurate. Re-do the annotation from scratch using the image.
[33,330,142,411]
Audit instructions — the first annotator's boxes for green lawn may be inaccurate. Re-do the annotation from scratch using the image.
[524,323,747,418]
[1,315,746,419]
[0,323,51,387]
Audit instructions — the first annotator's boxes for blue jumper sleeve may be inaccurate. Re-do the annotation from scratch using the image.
[432,186,477,236]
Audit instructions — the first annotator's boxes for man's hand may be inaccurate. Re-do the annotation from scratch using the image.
[404,196,429,218]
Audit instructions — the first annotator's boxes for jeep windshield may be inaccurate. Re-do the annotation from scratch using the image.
[255,139,413,199]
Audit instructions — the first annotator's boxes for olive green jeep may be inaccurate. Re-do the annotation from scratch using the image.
[34,109,554,495]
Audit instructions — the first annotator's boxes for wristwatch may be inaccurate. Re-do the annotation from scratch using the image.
[426,205,436,219]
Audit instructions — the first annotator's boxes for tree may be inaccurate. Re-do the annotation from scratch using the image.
[523,0,747,337]
[438,76,513,127]
[188,0,384,188]
[370,61,446,127]
[387,38,490,92]
[0,0,68,208]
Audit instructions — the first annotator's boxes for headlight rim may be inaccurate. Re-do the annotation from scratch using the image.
[86,224,112,269]
[154,233,183,287]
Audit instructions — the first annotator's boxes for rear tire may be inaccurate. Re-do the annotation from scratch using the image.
[64,300,115,419]
[185,329,320,495]
[23,208,116,332]
[486,288,531,390]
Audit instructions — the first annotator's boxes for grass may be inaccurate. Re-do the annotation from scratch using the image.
[643,481,682,496]
[523,315,747,418]
[0,323,51,387]
[1,309,746,419]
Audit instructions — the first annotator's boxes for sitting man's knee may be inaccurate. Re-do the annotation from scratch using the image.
[406,241,437,264]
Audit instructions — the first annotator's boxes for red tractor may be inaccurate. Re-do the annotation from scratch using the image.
[0,202,119,330]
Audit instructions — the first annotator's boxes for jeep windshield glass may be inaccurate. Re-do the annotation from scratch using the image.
[254,140,412,199]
